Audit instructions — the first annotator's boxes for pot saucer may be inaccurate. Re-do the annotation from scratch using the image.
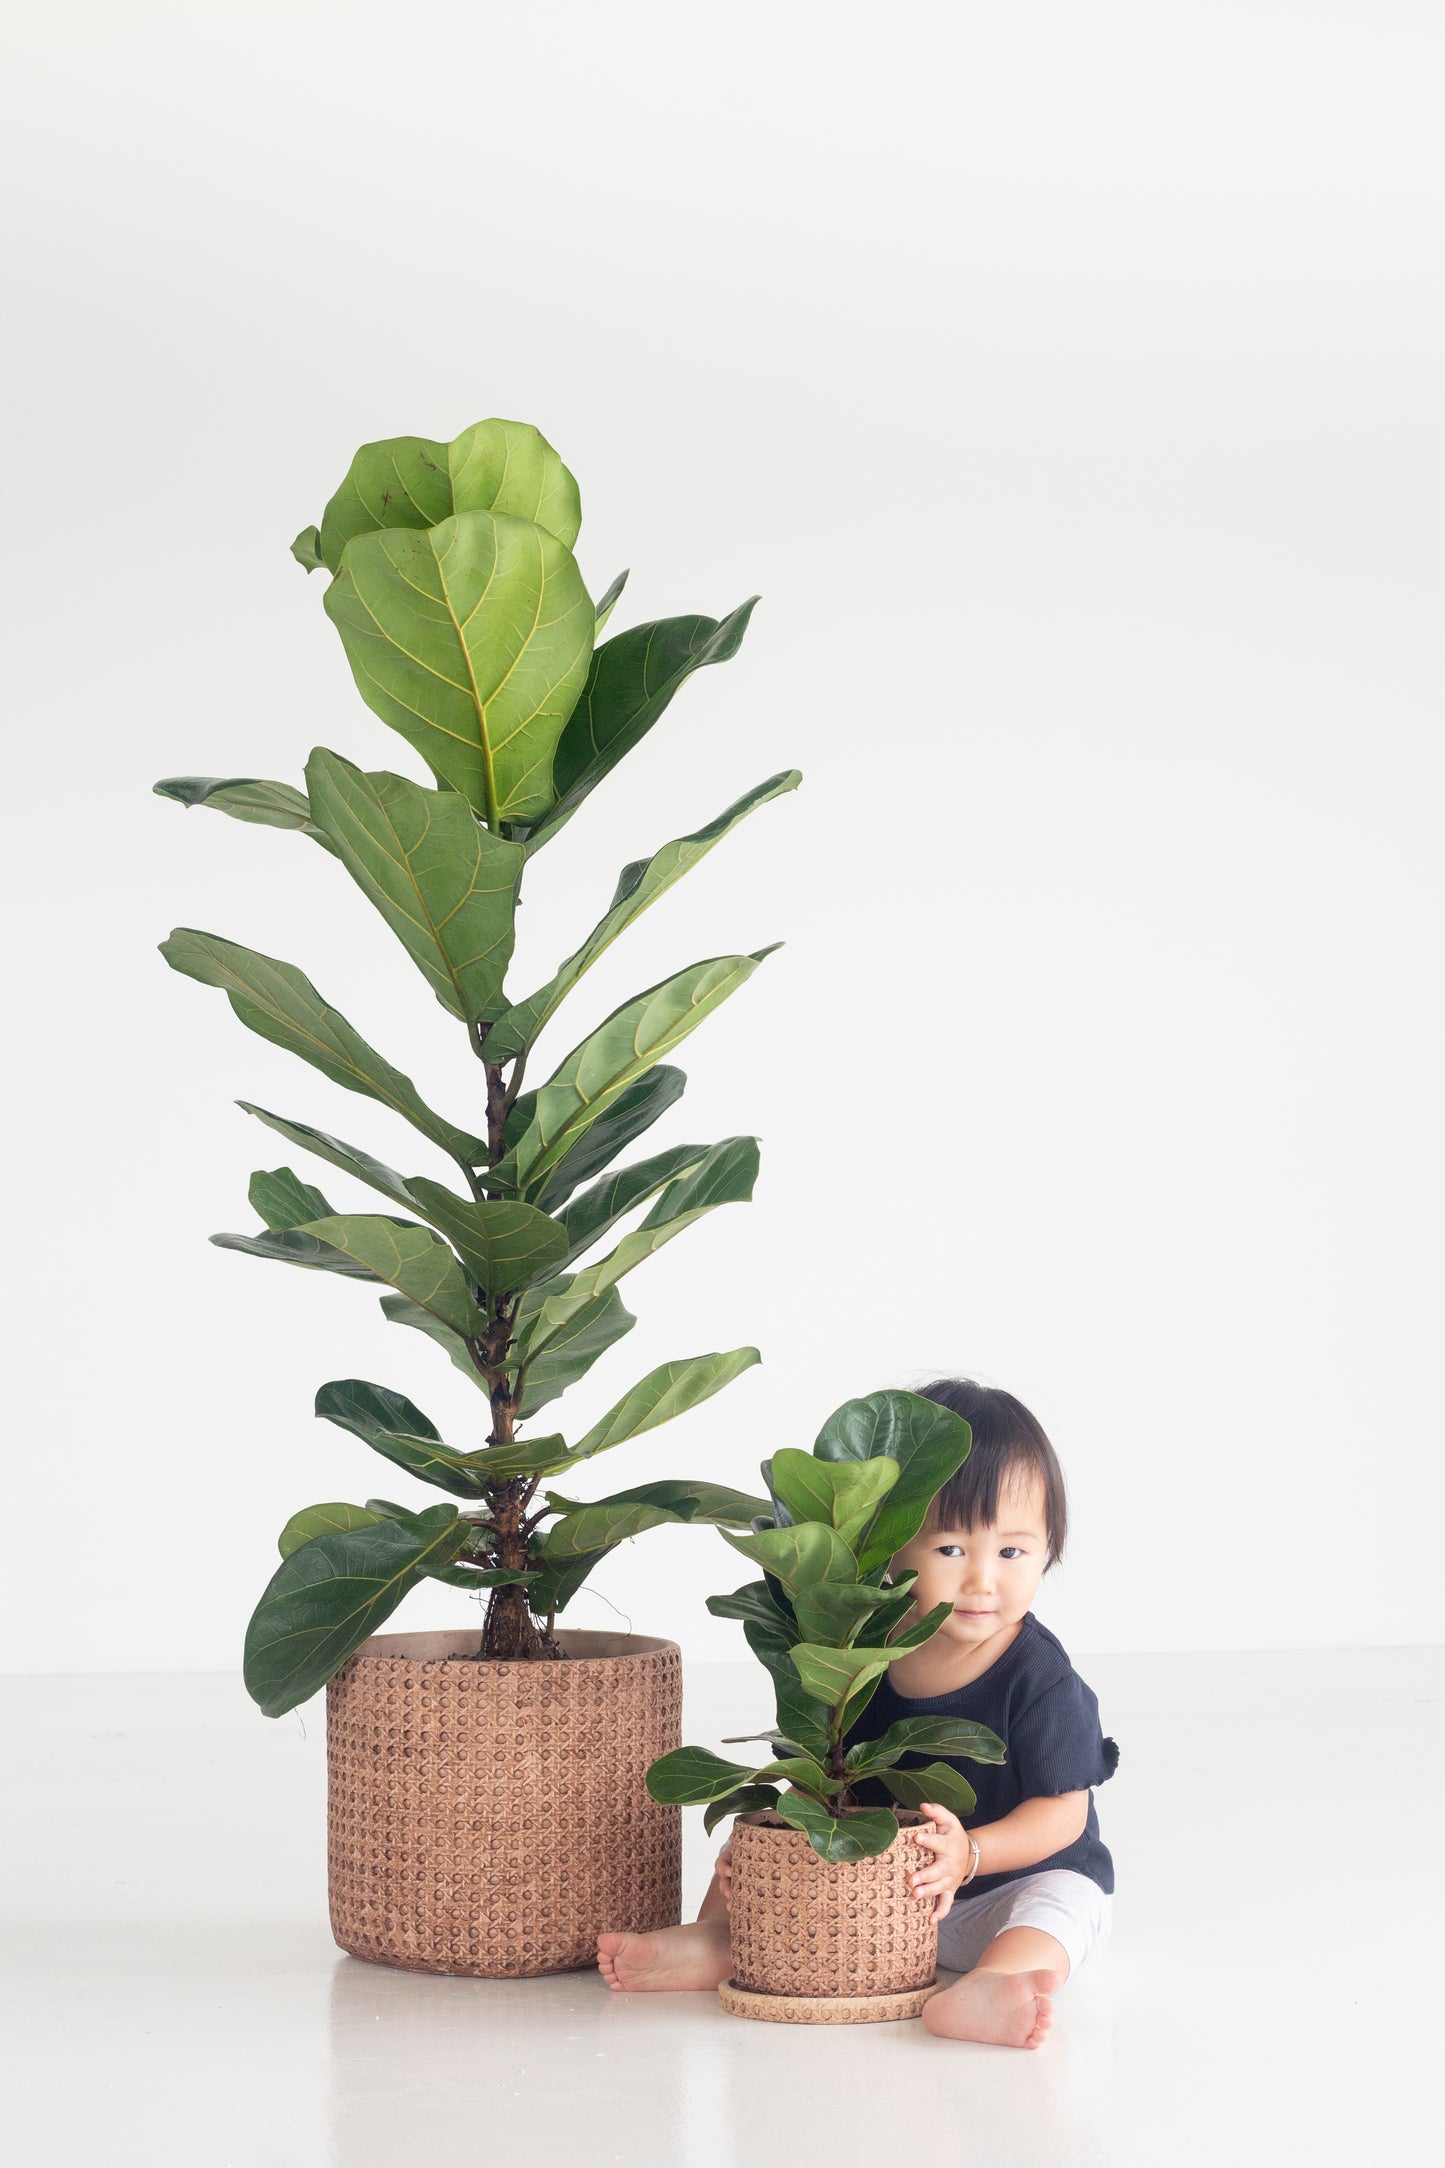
[717,1977,941,2025]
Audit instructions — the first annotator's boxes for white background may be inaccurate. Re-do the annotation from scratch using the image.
[4,0,1441,1672]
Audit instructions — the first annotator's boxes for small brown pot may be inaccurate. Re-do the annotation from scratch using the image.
[326,1627,681,1979]
[726,1810,938,2003]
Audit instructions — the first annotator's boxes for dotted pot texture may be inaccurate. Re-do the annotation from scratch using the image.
[727,1811,938,2000]
[326,1628,682,1978]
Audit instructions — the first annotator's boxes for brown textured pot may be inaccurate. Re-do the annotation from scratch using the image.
[727,1810,938,2001]
[326,1627,681,1978]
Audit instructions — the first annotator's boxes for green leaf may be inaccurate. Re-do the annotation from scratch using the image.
[243,1507,471,1716]
[238,1103,421,1216]
[304,749,524,1025]
[317,419,582,575]
[768,1450,900,1552]
[593,568,628,636]
[546,1143,712,1271]
[324,511,594,827]
[516,1138,760,1341]
[295,1215,480,1335]
[486,771,801,1059]
[884,1600,954,1653]
[845,1716,1007,1780]
[523,1549,614,1618]
[571,1348,761,1459]
[277,1501,383,1557]
[291,525,324,571]
[523,601,760,852]
[814,1391,974,1572]
[248,1166,332,1229]
[210,1224,387,1279]
[788,1642,894,1713]
[508,958,773,1200]
[790,1581,902,1648]
[160,929,483,1163]
[531,1065,687,1212]
[646,1746,761,1806]
[719,1522,857,1596]
[402,1180,568,1298]
[153,775,337,852]
[379,1292,485,1386]
[541,1480,768,1557]
[774,1792,901,1864]
[705,1580,798,1637]
[752,1757,836,1797]
[739,1623,834,1761]
[512,1284,636,1416]
[314,1379,489,1499]
[703,1785,779,1836]
[878,1763,980,1819]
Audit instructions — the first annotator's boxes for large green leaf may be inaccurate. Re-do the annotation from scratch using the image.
[277,1501,383,1557]
[768,1451,900,1553]
[153,775,337,853]
[313,1379,489,1498]
[845,1716,1007,1781]
[486,770,802,1059]
[505,959,773,1200]
[512,1284,636,1416]
[706,1580,798,1637]
[788,1642,894,1714]
[546,1143,711,1271]
[646,1746,761,1806]
[295,1215,480,1336]
[523,1548,618,1618]
[752,1756,836,1798]
[593,568,628,636]
[243,1506,471,1716]
[542,1480,767,1558]
[516,1138,759,1344]
[814,1391,974,1572]
[316,418,582,574]
[531,1065,687,1212]
[211,1224,387,1279]
[239,1104,421,1216]
[304,749,523,1025]
[879,1763,980,1819]
[379,1292,486,1386]
[790,1581,903,1648]
[571,1348,761,1459]
[775,1792,902,1864]
[703,1785,780,1837]
[248,1166,332,1229]
[160,930,483,1163]
[522,602,759,852]
[403,1180,568,1298]
[720,1522,857,1596]
[324,510,594,827]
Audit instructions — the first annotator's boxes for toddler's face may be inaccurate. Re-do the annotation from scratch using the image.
[890,1469,1051,1648]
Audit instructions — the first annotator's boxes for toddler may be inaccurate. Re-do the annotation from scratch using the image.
[597,1378,1119,2050]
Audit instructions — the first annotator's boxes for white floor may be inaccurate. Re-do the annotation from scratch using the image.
[4,1647,1439,2168]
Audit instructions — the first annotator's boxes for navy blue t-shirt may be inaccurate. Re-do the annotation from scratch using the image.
[844,1611,1119,1898]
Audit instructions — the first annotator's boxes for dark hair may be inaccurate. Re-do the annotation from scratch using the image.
[914,1378,1068,1570]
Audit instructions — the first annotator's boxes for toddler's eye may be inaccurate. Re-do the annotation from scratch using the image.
[936,1544,964,1557]
[1000,1546,1023,1559]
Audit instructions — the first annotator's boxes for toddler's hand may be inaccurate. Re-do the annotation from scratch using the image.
[910,1804,973,1923]
[715,1841,734,1908]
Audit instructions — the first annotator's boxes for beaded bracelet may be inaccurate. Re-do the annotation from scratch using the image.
[958,1830,981,1886]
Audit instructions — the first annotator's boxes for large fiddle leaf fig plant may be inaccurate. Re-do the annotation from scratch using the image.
[646,1392,1007,1861]
[157,416,797,1715]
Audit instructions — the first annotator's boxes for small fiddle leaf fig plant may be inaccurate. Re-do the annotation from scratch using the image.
[646,1392,1007,1861]
[157,416,797,1715]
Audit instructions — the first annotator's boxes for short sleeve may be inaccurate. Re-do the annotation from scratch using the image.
[1005,1671,1120,1797]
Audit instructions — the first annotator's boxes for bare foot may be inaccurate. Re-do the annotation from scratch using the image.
[922,1966,1063,2049]
[596,1920,732,1993]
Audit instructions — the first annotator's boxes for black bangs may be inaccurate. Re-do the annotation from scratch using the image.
[914,1378,1068,1569]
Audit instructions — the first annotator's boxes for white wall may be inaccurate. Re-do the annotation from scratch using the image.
[4,1,1441,1672]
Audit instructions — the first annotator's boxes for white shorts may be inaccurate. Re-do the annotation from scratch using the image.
[935,1868,1112,1984]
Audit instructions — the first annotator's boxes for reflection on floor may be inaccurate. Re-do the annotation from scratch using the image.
[3,1648,1437,2167]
